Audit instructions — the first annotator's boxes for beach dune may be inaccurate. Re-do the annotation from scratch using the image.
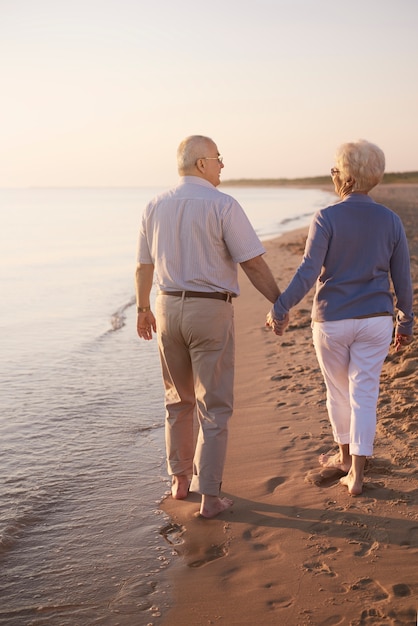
[160,184,418,626]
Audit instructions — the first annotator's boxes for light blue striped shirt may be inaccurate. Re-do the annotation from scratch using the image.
[137,176,265,295]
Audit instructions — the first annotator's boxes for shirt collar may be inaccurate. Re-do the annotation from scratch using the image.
[179,175,216,189]
[342,193,374,203]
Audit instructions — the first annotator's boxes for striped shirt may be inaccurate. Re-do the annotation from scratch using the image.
[137,176,265,295]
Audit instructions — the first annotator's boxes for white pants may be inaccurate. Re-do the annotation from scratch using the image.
[312,317,393,457]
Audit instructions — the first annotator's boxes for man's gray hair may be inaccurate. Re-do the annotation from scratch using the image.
[177,135,214,175]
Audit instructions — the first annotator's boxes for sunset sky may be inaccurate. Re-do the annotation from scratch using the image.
[1,0,417,188]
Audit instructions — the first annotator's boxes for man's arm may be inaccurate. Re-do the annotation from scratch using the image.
[240,255,281,303]
[135,262,156,340]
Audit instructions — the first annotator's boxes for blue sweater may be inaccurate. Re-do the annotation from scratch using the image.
[273,193,414,335]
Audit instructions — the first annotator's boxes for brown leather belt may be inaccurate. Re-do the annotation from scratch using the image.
[159,290,233,303]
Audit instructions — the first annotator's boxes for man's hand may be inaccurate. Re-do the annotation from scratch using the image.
[265,309,289,336]
[137,311,157,340]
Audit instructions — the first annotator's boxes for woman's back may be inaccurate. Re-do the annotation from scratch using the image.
[313,194,406,320]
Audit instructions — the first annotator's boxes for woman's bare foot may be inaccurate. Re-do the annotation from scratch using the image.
[340,472,363,496]
[171,475,189,500]
[198,496,234,519]
[318,452,351,474]
[339,454,366,495]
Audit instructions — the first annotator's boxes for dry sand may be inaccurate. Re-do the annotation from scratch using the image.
[159,184,418,626]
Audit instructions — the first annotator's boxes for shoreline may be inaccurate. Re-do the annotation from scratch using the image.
[159,184,417,626]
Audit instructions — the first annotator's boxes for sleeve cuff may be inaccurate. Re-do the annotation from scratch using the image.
[396,311,414,335]
[273,298,289,320]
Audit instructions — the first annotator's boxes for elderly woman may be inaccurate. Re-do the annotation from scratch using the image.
[268,140,414,495]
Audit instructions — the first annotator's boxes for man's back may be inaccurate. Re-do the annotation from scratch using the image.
[137,176,265,294]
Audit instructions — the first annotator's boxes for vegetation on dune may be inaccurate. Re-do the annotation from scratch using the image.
[221,171,418,187]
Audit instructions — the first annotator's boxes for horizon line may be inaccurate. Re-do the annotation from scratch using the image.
[1,171,418,190]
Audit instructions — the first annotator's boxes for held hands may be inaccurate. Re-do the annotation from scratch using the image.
[394,333,413,352]
[137,311,157,341]
[265,309,290,336]
[265,316,413,347]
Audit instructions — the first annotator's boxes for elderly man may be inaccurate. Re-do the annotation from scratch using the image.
[135,135,284,518]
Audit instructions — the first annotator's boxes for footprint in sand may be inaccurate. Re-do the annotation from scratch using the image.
[304,466,347,487]
[242,526,284,560]
[354,607,388,624]
[353,605,417,625]
[350,540,380,558]
[242,526,261,541]
[280,432,314,454]
[302,560,336,577]
[242,526,270,552]
[266,595,294,610]
[187,541,229,568]
[317,545,339,556]
[345,524,385,557]
[264,475,287,494]
[349,577,389,601]
[159,522,185,545]
[365,456,392,475]
[392,583,411,597]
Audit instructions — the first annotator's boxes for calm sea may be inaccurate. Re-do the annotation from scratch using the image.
[0,185,335,625]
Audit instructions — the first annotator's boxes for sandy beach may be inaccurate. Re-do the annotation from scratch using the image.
[160,184,418,626]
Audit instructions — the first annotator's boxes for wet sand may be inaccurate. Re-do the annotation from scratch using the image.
[160,184,418,626]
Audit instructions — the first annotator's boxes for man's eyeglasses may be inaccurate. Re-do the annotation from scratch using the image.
[330,168,340,176]
[200,156,224,164]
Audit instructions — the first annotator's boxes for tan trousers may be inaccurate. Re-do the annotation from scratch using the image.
[155,294,235,496]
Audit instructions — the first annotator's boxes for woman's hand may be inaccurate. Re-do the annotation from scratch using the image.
[266,309,289,336]
[394,333,413,351]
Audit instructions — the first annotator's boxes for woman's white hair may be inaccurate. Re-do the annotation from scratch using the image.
[335,139,385,192]
[177,135,214,175]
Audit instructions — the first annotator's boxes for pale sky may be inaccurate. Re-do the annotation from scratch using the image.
[1,0,417,188]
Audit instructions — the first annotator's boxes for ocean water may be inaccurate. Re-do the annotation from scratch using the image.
[0,185,334,625]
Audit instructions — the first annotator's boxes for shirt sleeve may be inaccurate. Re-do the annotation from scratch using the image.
[273,211,328,318]
[221,198,266,263]
[136,209,153,264]
[390,219,414,335]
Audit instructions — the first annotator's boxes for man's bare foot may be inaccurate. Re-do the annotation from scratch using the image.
[198,496,234,519]
[171,475,189,500]
[319,452,351,474]
[340,473,363,496]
